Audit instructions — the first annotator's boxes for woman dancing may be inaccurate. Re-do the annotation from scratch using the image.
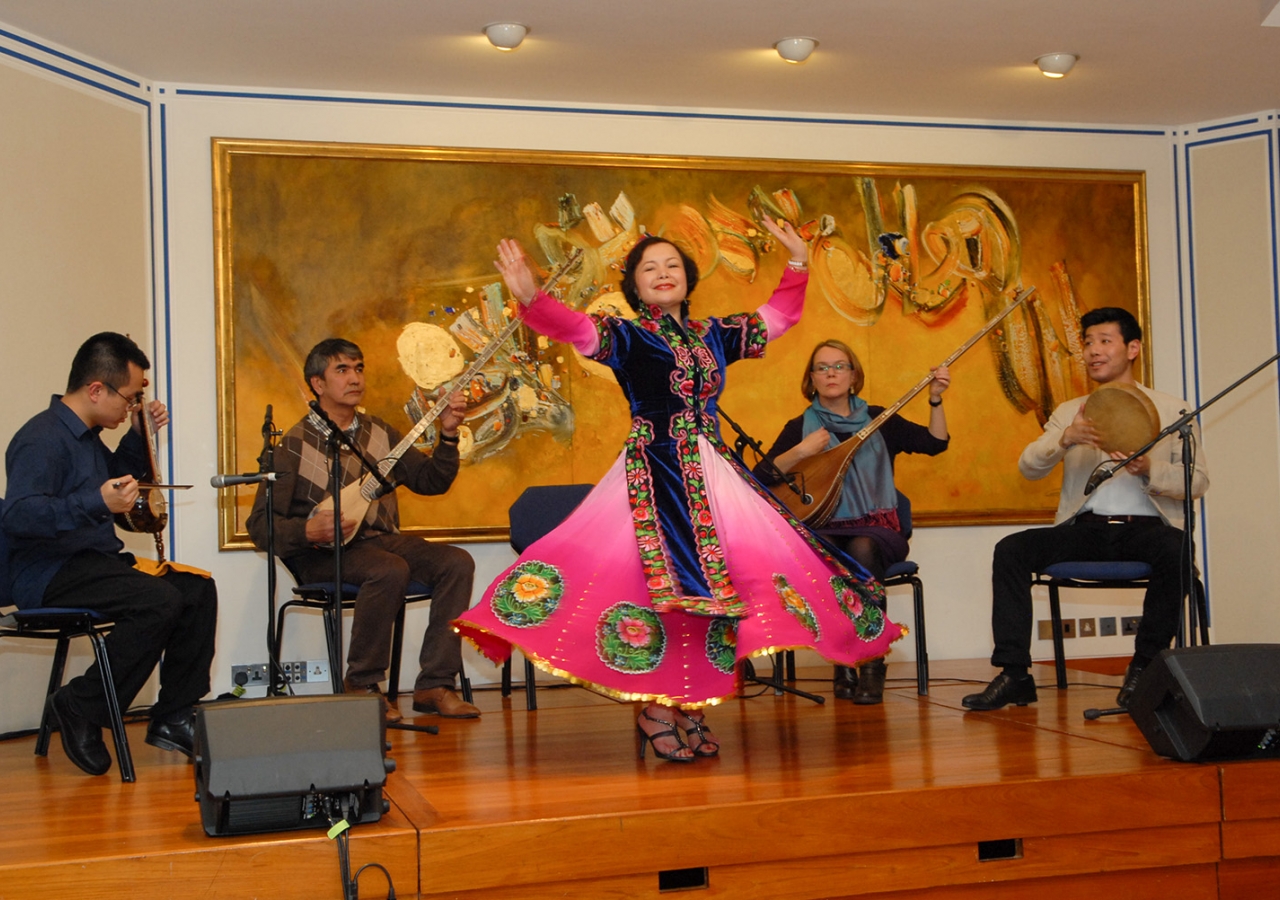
[455,219,902,761]
[757,341,949,703]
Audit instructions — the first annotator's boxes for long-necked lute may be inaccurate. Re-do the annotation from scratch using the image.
[313,249,583,544]
[782,286,1036,526]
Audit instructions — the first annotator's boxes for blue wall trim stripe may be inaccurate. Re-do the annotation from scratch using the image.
[0,27,140,88]
[1197,117,1262,134]
[1174,144,1188,403]
[171,88,1168,136]
[158,101,178,555]
[0,44,145,105]
[1183,129,1275,151]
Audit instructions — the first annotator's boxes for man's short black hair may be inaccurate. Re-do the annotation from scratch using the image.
[1081,307,1142,344]
[66,332,150,394]
[303,338,363,391]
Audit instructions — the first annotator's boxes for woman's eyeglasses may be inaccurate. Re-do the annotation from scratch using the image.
[812,363,852,374]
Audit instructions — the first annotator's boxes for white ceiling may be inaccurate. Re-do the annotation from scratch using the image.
[0,0,1278,127]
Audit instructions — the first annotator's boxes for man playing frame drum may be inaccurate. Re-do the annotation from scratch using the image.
[964,307,1209,712]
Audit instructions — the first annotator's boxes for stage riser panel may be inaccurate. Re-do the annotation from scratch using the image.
[1218,760,1280,863]
[853,865,1220,899]
[1220,819,1280,859]
[417,768,1220,895]
[0,832,418,900]
[418,824,1218,899]
[1220,761,1280,820]
[1218,857,1280,899]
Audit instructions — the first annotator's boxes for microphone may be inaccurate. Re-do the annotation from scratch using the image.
[1083,462,1116,496]
[1083,706,1128,720]
[262,403,273,434]
[781,473,812,505]
[210,472,277,488]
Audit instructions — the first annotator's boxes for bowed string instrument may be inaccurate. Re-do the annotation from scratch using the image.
[114,392,191,561]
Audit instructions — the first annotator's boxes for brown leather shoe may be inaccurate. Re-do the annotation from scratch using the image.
[412,686,480,718]
[344,679,402,724]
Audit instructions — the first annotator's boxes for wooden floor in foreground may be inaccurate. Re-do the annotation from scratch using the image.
[1,658,1278,900]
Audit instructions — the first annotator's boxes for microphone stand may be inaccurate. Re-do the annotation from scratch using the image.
[718,407,811,504]
[307,401,395,697]
[1081,349,1280,721]
[716,405,824,705]
[256,405,287,697]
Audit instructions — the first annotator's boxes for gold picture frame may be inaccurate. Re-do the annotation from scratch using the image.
[213,139,1149,548]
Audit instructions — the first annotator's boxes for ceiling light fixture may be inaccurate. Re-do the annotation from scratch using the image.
[1035,52,1078,78]
[774,37,818,64]
[484,23,528,51]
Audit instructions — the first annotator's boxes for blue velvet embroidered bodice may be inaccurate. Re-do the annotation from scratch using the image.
[590,308,767,615]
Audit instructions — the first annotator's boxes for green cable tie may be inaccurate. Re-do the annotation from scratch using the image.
[327,819,351,840]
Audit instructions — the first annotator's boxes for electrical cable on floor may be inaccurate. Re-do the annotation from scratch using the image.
[353,862,397,899]
[329,795,396,900]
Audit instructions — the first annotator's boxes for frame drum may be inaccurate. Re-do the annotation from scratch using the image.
[1081,383,1159,453]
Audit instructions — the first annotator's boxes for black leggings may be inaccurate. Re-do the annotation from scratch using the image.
[840,535,887,583]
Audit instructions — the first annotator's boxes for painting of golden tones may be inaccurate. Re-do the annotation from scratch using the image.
[213,140,1147,547]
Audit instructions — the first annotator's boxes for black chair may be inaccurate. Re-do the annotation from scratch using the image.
[277,563,471,704]
[0,498,135,781]
[499,484,594,710]
[783,489,931,695]
[1032,560,1209,690]
[882,491,929,695]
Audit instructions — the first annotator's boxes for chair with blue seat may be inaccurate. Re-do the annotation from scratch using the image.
[499,483,595,710]
[1032,560,1208,689]
[0,498,135,781]
[778,489,932,696]
[276,563,472,703]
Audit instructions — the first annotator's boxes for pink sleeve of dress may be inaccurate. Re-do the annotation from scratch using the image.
[521,291,601,356]
[755,268,808,340]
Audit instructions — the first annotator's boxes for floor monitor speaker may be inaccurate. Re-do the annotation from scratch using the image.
[193,694,393,836]
[1127,644,1280,762]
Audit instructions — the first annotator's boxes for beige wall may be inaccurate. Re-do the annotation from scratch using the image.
[0,63,151,467]
[1185,133,1280,643]
[0,50,154,731]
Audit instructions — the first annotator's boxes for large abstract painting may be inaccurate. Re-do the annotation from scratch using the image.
[213,140,1148,547]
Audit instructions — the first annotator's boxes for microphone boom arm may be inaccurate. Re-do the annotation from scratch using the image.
[718,406,812,504]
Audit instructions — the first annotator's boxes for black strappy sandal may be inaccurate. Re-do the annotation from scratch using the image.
[636,709,696,762]
[675,710,720,757]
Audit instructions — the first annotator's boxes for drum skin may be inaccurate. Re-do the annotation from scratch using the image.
[1082,383,1159,453]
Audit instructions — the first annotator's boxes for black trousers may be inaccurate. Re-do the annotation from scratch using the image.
[288,533,475,692]
[43,551,218,726]
[990,518,1188,669]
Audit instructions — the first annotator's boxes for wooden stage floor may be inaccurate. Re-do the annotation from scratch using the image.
[2,658,1279,900]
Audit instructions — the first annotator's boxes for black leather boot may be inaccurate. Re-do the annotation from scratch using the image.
[853,658,887,705]
[833,665,858,700]
[1116,661,1146,709]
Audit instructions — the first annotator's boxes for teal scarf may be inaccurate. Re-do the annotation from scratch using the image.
[801,395,897,523]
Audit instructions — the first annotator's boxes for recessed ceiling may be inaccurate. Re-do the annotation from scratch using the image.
[0,0,1278,126]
